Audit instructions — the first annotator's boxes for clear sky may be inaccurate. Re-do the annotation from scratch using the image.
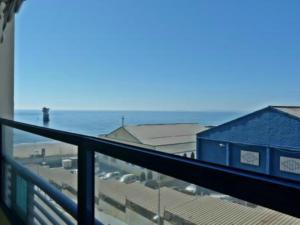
[14,0,300,111]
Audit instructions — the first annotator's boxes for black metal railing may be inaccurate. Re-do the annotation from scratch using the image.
[1,117,300,225]
[4,155,78,225]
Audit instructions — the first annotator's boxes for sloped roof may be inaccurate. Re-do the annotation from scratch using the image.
[198,106,300,138]
[121,123,208,146]
[96,180,300,225]
[165,197,300,225]
[128,186,195,215]
[272,106,300,119]
[102,123,209,154]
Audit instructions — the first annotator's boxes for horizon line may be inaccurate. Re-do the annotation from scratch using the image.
[15,108,248,113]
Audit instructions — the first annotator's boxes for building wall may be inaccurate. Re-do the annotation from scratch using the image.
[0,7,15,157]
[158,142,196,156]
[98,199,127,222]
[0,10,14,120]
[271,148,300,181]
[197,139,227,166]
[126,208,157,225]
[197,108,300,181]
[230,144,267,174]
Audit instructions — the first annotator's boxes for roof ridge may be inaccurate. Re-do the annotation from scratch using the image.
[122,126,145,144]
[125,123,201,127]
[271,105,300,108]
[149,134,199,139]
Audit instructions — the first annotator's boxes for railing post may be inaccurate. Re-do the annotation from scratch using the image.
[0,124,3,201]
[26,181,34,225]
[77,143,95,225]
[10,167,16,210]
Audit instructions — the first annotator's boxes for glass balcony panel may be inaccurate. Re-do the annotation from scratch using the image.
[2,126,78,224]
[94,151,300,225]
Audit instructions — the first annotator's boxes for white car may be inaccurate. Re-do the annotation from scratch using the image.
[185,184,197,195]
[119,174,138,184]
[102,171,120,180]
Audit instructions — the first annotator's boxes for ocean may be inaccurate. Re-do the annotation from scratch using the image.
[13,110,244,144]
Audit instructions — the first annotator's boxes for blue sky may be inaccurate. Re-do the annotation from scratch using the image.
[15,0,300,111]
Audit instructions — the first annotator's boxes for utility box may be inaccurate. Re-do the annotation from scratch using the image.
[62,159,72,169]
[70,157,78,168]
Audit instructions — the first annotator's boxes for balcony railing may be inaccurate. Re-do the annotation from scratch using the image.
[0,117,300,224]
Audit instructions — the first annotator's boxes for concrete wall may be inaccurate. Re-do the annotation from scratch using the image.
[0,7,14,120]
[126,208,157,225]
[97,199,159,225]
[98,199,127,222]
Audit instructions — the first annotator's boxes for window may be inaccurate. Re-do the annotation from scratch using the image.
[240,150,259,166]
[280,156,300,175]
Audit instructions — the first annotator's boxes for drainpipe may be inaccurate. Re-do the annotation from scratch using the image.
[226,143,230,166]
[266,147,271,175]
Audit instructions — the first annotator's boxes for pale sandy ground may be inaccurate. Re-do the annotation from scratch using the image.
[13,142,77,158]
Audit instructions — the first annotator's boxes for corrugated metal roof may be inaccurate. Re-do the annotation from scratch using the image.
[124,124,207,146]
[272,106,300,119]
[28,165,78,189]
[96,180,300,225]
[127,187,195,215]
[100,136,197,154]
[97,180,155,206]
[26,167,300,225]
[165,197,300,225]
[103,124,208,153]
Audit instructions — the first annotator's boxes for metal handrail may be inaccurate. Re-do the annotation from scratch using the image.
[1,118,300,219]
[4,155,78,219]
[33,200,62,225]
[34,190,75,225]
[4,155,103,225]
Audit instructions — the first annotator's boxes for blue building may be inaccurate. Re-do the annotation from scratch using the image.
[197,106,300,181]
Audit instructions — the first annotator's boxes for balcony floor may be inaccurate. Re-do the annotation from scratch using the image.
[0,208,11,225]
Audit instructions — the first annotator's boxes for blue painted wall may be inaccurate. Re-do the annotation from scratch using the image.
[198,139,227,166]
[230,144,267,174]
[271,148,300,181]
[197,107,300,181]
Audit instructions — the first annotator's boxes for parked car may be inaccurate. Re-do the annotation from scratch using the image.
[144,180,159,189]
[184,184,197,195]
[97,171,106,177]
[102,171,121,180]
[119,174,138,184]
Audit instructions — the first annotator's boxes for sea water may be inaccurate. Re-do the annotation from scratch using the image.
[14,110,244,144]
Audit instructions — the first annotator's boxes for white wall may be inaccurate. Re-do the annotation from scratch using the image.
[0,4,15,156]
[0,10,14,119]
